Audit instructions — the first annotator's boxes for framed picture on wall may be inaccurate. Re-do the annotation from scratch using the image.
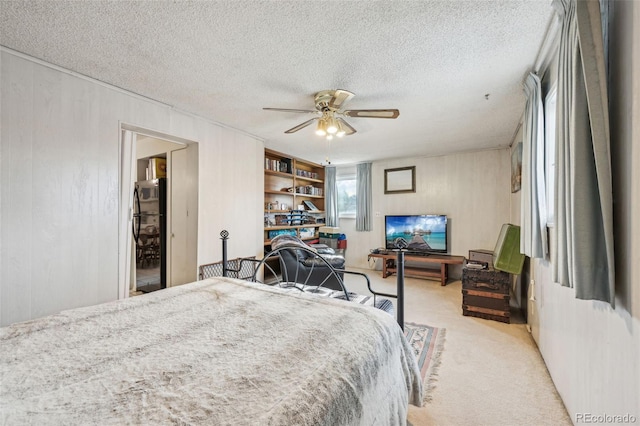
[511,142,522,193]
[384,166,416,194]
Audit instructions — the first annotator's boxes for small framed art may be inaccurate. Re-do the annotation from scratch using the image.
[384,166,416,194]
[303,200,319,211]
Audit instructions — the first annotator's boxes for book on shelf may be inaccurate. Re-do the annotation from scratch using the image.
[295,185,323,196]
[295,169,319,179]
[280,158,292,173]
[265,157,292,173]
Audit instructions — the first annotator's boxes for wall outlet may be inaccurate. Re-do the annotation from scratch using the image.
[375,211,381,217]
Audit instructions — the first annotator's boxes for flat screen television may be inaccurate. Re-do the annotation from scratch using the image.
[385,214,448,254]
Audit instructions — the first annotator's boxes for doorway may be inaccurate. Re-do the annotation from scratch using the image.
[118,125,199,299]
[133,149,169,294]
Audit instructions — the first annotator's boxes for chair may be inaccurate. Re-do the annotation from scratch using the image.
[136,225,160,268]
[270,234,346,291]
[260,234,395,315]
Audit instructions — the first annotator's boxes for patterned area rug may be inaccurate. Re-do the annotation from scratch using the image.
[403,322,446,403]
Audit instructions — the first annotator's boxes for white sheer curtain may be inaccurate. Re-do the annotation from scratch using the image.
[356,163,372,231]
[552,0,615,305]
[521,72,548,259]
[324,166,338,227]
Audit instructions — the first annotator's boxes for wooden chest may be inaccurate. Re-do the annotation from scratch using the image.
[462,265,511,323]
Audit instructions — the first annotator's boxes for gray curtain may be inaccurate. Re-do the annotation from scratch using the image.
[521,72,548,259]
[324,166,338,227]
[552,0,615,305]
[356,163,372,231]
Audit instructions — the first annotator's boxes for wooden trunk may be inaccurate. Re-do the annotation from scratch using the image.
[462,265,511,323]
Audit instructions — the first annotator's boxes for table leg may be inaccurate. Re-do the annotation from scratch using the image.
[382,259,393,278]
[440,264,447,286]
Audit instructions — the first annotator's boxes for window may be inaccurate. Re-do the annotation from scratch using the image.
[337,175,356,218]
[544,85,557,226]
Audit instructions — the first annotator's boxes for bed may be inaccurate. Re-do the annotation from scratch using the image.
[0,277,422,425]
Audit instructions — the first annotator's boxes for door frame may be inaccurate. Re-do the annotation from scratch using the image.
[118,123,198,299]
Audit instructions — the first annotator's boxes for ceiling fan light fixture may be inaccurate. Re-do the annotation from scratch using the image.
[315,119,327,136]
[326,134,334,141]
[264,89,399,137]
[326,115,338,134]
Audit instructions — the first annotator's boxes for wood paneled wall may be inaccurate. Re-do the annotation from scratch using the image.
[0,50,263,326]
[342,149,512,272]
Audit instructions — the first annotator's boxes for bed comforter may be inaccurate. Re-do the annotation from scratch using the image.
[1,277,422,425]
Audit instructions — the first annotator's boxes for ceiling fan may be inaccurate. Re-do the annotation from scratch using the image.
[263,89,399,139]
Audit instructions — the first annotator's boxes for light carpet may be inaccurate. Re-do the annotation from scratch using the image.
[343,268,571,425]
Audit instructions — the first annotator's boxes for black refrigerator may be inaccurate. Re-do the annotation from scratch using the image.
[132,178,167,293]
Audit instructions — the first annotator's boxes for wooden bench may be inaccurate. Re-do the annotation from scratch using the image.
[368,252,465,286]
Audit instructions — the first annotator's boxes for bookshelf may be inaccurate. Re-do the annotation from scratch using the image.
[264,148,325,246]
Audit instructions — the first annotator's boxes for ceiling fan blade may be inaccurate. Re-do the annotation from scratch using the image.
[329,89,355,109]
[284,118,317,134]
[263,107,318,114]
[343,109,400,119]
[337,118,357,135]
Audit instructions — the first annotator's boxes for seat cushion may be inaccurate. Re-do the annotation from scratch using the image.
[310,244,335,255]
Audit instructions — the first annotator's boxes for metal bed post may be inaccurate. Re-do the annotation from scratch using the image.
[396,249,405,331]
[220,230,229,277]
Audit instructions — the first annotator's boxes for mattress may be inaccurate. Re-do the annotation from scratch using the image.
[0,277,422,425]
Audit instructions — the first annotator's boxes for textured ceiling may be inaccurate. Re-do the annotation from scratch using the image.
[0,1,553,165]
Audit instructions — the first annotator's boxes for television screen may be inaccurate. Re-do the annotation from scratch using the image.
[385,214,448,253]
